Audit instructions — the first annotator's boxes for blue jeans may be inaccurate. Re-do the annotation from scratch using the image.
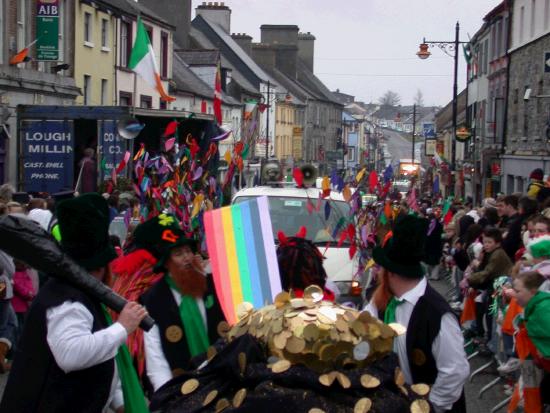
[0,300,18,350]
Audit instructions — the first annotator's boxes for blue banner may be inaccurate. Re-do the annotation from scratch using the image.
[21,120,74,193]
[423,122,436,138]
[98,120,128,180]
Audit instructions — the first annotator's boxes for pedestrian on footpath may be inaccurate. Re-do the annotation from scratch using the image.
[140,214,225,392]
[0,193,149,413]
[365,215,470,413]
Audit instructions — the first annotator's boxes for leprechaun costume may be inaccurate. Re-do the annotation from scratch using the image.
[139,213,225,392]
[0,194,148,413]
[367,215,469,413]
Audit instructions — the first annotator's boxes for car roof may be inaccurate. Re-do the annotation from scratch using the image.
[232,186,348,202]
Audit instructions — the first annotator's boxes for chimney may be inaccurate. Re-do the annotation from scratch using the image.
[260,25,299,46]
[196,2,231,34]
[298,32,315,72]
[141,0,192,48]
[260,25,299,79]
[231,33,253,56]
[251,43,276,69]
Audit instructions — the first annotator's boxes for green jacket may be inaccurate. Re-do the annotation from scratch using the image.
[525,291,550,358]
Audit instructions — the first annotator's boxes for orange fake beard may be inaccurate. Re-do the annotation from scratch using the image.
[168,262,207,298]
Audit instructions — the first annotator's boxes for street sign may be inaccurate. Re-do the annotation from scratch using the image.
[455,126,471,142]
[545,51,550,73]
[422,122,436,138]
[425,139,436,156]
[36,0,60,61]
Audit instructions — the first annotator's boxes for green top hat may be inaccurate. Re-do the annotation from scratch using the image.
[57,193,117,270]
[373,215,427,278]
[133,213,197,272]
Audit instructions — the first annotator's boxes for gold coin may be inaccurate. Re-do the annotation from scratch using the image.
[217,321,231,337]
[411,383,430,396]
[165,325,183,343]
[309,409,326,413]
[354,398,373,413]
[203,390,218,406]
[237,302,254,319]
[360,374,381,389]
[286,336,306,354]
[367,323,381,340]
[335,318,348,333]
[411,349,427,366]
[336,372,351,389]
[275,291,291,308]
[303,323,319,341]
[215,398,231,413]
[351,320,366,336]
[357,311,372,323]
[271,359,291,373]
[395,367,405,386]
[388,322,407,336]
[410,399,430,413]
[319,372,335,387]
[232,388,247,408]
[399,384,409,396]
[274,332,289,350]
[238,352,247,376]
[180,378,199,395]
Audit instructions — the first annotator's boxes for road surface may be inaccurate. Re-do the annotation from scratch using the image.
[383,129,422,169]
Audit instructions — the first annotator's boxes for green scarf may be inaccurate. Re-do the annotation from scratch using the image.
[165,275,210,357]
[101,306,149,413]
[384,296,404,324]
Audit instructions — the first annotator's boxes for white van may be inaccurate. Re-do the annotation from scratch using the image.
[232,186,362,307]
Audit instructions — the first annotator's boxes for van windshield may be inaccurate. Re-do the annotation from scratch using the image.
[233,196,351,246]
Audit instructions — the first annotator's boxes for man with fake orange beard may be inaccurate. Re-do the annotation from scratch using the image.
[139,214,225,392]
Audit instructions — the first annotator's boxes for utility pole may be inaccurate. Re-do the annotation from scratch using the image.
[265,80,270,163]
[411,104,416,168]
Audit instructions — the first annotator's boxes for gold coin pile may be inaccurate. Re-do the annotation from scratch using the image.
[222,285,402,372]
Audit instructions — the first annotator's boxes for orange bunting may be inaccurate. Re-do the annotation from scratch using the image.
[342,185,352,202]
[322,176,331,198]
[224,150,231,165]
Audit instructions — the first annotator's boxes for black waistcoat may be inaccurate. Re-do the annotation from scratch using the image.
[0,279,114,413]
[140,275,225,376]
[406,283,466,413]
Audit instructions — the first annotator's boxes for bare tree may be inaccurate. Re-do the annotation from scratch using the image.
[378,90,401,106]
[414,89,425,107]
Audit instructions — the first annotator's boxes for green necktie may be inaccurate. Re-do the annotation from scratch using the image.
[384,297,404,324]
[101,306,149,413]
[165,275,210,358]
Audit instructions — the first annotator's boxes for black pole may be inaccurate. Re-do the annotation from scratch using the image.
[412,104,416,168]
[452,21,459,195]
[265,80,270,162]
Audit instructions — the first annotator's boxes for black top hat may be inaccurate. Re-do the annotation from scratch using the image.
[57,193,117,270]
[133,213,197,272]
[372,215,427,278]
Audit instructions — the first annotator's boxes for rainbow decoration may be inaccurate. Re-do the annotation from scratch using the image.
[204,196,281,324]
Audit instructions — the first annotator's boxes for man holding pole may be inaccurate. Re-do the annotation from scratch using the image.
[0,194,148,412]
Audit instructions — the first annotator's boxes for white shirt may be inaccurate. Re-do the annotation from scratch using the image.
[144,287,207,391]
[364,277,470,412]
[46,301,127,412]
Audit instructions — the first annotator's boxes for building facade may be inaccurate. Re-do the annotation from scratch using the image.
[503,0,550,193]
[0,0,79,185]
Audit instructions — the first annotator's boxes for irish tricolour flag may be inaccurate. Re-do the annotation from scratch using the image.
[129,17,175,102]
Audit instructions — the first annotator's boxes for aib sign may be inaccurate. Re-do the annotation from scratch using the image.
[36,0,59,61]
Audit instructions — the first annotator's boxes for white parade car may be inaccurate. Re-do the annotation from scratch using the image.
[232,186,362,307]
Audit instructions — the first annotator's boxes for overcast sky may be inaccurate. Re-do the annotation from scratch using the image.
[191,0,502,107]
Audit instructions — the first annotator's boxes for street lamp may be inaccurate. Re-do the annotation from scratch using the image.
[417,22,467,195]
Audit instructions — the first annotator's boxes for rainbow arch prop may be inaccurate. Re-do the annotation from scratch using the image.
[203,196,282,324]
